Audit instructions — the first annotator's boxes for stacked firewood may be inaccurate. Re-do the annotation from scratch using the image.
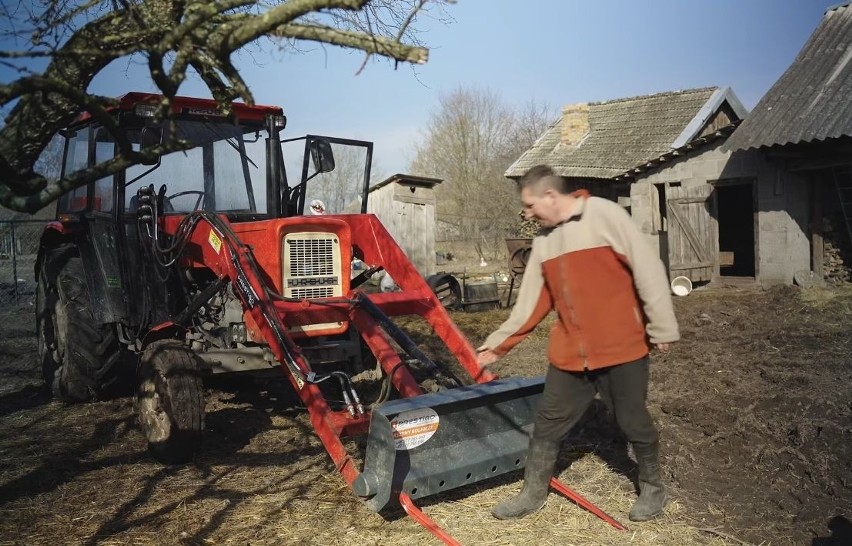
[823,214,852,284]
[513,210,540,238]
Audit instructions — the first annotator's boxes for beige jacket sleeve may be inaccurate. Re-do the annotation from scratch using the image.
[480,239,553,355]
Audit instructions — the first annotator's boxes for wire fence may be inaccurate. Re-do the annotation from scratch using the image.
[0,220,44,315]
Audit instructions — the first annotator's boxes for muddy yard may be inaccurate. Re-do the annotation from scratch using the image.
[0,285,850,545]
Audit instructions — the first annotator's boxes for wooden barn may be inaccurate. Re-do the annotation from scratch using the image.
[361,173,442,276]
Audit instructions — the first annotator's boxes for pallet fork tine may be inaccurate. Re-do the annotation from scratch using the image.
[399,492,461,546]
[399,479,626,545]
[550,477,627,530]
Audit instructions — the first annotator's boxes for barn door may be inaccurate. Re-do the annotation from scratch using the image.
[666,184,715,282]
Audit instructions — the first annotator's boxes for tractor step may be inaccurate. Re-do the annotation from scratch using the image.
[353,376,544,512]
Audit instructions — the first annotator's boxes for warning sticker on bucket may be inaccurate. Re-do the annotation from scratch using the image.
[390,408,440,450]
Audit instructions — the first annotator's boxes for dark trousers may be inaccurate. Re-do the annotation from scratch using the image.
[533,356,659,450]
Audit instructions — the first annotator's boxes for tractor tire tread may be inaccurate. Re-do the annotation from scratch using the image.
[39,245,123,403]
[137,340,205,464]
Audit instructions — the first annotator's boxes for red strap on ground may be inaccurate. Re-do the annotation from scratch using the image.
[399,492,461,546]
[550,477,627,531]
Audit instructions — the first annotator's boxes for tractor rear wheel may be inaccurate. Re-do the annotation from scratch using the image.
[36,251,62,394]
[136,340,205,464]
[37,245,123,402]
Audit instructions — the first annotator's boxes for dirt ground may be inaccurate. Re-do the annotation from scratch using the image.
[1,285,851,545]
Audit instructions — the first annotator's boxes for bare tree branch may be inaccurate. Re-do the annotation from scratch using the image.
[0,0,445,212]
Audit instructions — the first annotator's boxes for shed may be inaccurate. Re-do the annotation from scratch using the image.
[506,87,766,285]
[362,173,443,275]
[722,1,852,285]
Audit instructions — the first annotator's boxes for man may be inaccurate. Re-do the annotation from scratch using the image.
[477,165,679,522]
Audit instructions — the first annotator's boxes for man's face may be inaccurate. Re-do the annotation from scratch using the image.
[520,186,559,228]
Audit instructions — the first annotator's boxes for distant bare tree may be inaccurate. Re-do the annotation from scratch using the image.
[510,98,557,155]
[304,144,371,213]
[0,0,451,212]
[409,86,555,257]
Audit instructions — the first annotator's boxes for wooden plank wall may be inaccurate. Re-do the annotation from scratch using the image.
[666,184,715,282]
[367,183,437,275]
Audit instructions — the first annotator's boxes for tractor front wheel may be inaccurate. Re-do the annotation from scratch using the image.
[136,340,205,464]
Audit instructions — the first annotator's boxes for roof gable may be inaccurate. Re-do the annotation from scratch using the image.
[506,87,746,180]
[724,3,852,151]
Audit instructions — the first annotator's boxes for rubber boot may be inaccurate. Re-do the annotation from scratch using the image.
[491,438,558,520]
[629,443,667,522]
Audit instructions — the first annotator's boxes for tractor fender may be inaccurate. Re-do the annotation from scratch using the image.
[141,322,188,350]
[37,219,128,325]
[35,221,73,277]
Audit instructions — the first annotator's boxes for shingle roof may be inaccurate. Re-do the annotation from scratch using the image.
[506,87,745,180]
[724,2,852,151]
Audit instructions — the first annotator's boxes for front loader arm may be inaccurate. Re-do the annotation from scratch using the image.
[149,211,622,544]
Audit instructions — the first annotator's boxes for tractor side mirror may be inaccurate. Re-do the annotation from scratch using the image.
[310,138,335,174]
[140,126,163,166]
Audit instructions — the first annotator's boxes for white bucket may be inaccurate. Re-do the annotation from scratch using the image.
[670,276,693,296]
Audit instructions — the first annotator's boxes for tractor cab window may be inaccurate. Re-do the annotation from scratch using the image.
[280,138,372,215]
[93,128,115,212]
[123,120,269,216]
[57,127,90,213]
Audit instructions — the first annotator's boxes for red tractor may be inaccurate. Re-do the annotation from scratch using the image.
[36,93,622,542]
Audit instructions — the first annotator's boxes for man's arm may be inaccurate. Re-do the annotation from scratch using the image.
[477,240,553,365]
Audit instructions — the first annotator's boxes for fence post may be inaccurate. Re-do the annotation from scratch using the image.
[10,221,19,303]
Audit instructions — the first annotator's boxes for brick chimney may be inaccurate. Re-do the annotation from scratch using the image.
[561,103,590,146]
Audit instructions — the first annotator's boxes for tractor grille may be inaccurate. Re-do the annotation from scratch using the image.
[282,232,342,301]
[288,238,335,277]
[289,286,335,299]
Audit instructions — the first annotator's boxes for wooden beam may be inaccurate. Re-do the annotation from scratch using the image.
[811,177,824,279]
[670,261,713,270]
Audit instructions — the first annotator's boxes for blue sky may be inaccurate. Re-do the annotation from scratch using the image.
[5,0,841,177]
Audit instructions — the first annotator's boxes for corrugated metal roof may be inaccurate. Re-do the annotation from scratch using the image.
[724,3,852,151]
[505,87,741,180]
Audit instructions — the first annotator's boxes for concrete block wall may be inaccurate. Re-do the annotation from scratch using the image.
[752,159,811,285]
[631,143,740,259]
[629,142,813,285]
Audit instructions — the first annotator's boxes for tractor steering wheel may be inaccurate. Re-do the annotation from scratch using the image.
[165,190,206,211]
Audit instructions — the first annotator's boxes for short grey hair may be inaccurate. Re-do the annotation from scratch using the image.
[517,164,569,194]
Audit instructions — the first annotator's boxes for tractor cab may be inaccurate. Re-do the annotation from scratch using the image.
[55,93,372,221]
[46,93,375,337]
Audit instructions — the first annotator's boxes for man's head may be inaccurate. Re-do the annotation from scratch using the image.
[517,165,574,228]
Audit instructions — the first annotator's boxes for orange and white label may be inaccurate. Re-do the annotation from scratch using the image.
[391,408,440,450]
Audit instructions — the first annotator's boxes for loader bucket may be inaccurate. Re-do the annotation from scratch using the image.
[352,376,545,512]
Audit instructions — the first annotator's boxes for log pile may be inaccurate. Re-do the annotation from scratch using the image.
[823,214,852,284]
[512,210,540,238]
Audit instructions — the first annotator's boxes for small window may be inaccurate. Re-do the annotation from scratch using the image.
[57,128,90,213]
[93,129,115,212]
